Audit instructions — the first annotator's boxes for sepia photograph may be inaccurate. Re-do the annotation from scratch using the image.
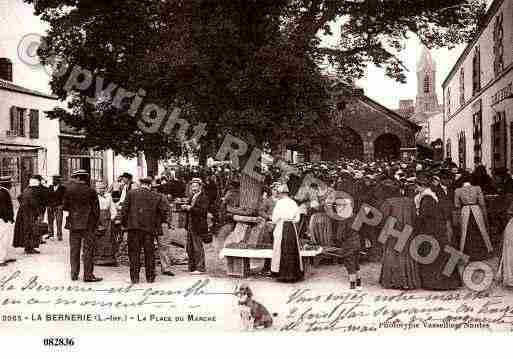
[0,0,512,353]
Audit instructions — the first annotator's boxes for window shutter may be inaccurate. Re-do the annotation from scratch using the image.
[20,108,27,137]
[9,106,17,132]
[29,109,39,139]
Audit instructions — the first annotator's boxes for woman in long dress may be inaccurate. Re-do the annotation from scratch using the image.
[13,176,43,254]
[0,176,16,265]
[94,182,117,266]
[271,183,303,283]
[454,174,493,261]
[415,174,461,290]
[498,201,513,287]
[379,182,421,289]
[216,179,240,244]
[309,178,335,247]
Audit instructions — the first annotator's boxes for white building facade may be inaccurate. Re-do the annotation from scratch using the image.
[0,75,60,195]
[443,0,513,172]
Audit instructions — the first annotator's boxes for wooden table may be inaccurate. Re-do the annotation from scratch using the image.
[220,247,323,278]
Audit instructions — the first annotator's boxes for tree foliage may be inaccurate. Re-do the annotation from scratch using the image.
[26,0,486,160]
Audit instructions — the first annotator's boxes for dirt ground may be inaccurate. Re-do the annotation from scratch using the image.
[1,225,513,334]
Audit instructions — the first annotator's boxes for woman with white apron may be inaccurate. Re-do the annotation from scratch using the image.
[454,174,493,261]
[271,183,304,283]
[498,201,513,287]
[0,176,16,266]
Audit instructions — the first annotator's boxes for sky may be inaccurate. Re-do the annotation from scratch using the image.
[0,0,480,110]
[0,0,51,94]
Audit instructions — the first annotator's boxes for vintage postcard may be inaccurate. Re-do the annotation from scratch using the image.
[1,0,513,352]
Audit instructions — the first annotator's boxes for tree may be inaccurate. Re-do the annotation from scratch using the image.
[27,0,486,211]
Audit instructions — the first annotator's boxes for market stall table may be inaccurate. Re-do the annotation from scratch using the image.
[220,247,323,279]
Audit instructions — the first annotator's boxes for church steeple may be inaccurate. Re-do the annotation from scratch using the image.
[416,45,440,114]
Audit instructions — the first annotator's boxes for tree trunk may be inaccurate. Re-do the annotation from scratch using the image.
[198,145,208,166]
[223,137,264,247]
[239,172,263,211]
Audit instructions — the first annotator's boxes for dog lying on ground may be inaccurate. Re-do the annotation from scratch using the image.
[235,283,274,330]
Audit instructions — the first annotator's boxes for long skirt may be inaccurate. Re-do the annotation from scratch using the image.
[380,236,421,290]
[309,212,332,247]
[274,222,304,283]
[418,229,462,290]
[498,218,513,287]
[13,206,39,250]
[94,210,116,265]
[0,221,15,263]
[460,206,493,261]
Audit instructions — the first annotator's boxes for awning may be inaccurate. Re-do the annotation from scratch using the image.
[0,144,43,152]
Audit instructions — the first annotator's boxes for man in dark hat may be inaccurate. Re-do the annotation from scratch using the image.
[47,175,65,241]
[119,172,137,204]
[32,175,49,217]
[0,176,16,266]
[431,174,454,243]
[63,169,102,282]
[182,177,209,275]
[121,176,170,283]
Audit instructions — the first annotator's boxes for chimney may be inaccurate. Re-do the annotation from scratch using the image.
[0,58,13,82]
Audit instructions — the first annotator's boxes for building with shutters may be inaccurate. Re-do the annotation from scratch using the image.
[1,1,160,190]
[0,56,154,193]
[443,0,513,173]
[0,59,60,194]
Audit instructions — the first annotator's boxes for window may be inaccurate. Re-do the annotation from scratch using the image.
[91,156,104,182]
[447,87,451,116]
[60,138,104,182]
[493,12,504,77]
[511,122,513,171]
[458,131,466,169]
[17,108,25,137]
[0,157,19,183]
[473,109,483,164]
[492,111,507,170]
[472,46,481,96]
[424,103,429,112]
[29,109,39,139]
[459,68,465,105]
[9,107,26,136]
[10,107,15,132]
[424,75,431,93]
[446,139,452,160]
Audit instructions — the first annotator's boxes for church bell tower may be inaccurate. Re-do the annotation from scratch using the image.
[416,45,440,114]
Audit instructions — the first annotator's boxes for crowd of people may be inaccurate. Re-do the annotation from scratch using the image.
[1,156,513,290]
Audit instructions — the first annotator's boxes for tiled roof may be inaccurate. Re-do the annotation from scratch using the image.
[0,78,58,100]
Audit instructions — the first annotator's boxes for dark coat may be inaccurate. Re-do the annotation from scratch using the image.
[205,180,218,205]
[159,180,186,198]
[415,195,461,290]
[63,181,100,231]
[121,187,169,235]
[47,185,66,207]
[13,187,41,248]
[332,217,360,256]
[37,185,50,208]
[0,186,14,223]
[185,191,209,235]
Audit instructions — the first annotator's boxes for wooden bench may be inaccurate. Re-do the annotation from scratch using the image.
[220,247,323,279]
